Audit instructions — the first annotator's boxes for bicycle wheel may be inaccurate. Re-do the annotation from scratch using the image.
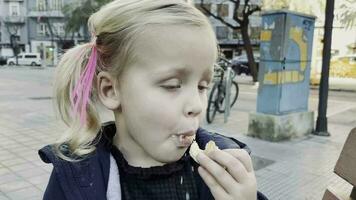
[230,81,239,107]
[206,83,219,123]
[217,81,239,113]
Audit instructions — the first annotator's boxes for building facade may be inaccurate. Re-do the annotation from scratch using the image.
[26,0,86,66]
[0,0,28,59]
[0,0,84,65]
[0,0,261,64]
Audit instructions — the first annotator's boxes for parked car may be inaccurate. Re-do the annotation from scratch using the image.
[7,53,42,66]
[231,54,260,75]
[0,56,8,65]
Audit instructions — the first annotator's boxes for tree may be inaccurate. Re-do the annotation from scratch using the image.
[261,0,325,20]
[5,24,22,65]
[198,0,261,82]
[336,0,356,29]
[37,0,73,65]
[40,16,73,57]
[63,0,112,42]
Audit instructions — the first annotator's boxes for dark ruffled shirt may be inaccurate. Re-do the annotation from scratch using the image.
[110,145,199,200]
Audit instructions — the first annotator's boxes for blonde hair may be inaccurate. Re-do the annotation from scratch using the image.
[53,0,218,161]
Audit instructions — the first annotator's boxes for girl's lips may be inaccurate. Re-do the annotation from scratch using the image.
[178,134,194,147]
[172,134,195,147]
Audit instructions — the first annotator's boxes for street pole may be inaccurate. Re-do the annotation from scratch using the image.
[313,0,335,136]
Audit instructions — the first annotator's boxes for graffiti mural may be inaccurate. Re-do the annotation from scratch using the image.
[256,10,315,115]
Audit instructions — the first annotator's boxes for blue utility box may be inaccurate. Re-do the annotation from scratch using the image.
[257,10,316,115]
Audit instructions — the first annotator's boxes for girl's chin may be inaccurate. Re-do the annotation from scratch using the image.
[157,149,187,164]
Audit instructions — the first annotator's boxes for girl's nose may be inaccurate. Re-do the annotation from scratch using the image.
[183,90,203,117]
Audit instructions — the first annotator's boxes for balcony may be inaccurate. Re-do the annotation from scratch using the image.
[3,16,26,24]
[28,9,64,18]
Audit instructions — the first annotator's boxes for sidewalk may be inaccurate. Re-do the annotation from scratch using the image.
[202,81,356,199]
[0,67,355,199]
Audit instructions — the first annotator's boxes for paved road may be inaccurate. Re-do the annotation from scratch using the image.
[0,66,355,199]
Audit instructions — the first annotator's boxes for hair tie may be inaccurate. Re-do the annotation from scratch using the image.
[71,40,97,126]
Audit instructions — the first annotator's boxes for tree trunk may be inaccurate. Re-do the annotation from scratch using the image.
[10,35,20,65]
[241,24,258,82]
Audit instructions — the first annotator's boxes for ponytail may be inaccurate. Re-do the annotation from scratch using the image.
[52,43,101,161]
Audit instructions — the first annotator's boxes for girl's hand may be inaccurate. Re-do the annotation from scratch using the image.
[197,148,257,200]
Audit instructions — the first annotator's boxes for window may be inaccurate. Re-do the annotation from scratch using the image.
[216,26,228,40]
[217,4,229,17]
[9,2,20,16]
[249,27,261,41]
[37,0,46,11]
[51,0,63,10]
[25,55,37,58]
[15,28,20,36]
[58,23,65,35]
[233,29,241,40]
[38,23,48,36]
[10,35,20,44]
[52,23,65,36]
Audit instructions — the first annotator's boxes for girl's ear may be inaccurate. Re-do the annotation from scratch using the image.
[97,71,121,111]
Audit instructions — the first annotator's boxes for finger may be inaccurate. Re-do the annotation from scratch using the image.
[223,149,253,172]
[208,149,249,183]
[197,152,237,191]
[198,166,230,200]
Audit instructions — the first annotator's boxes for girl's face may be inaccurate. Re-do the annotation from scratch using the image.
[115,25,217,167]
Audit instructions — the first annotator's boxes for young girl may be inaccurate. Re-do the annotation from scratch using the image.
[39,0,267,199]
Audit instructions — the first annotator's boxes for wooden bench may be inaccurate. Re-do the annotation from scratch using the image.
[322,128,356,200]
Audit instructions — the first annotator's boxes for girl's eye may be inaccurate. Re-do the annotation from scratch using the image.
[160,79,182,91]
[198,85,210,92]
[162,85,181,90]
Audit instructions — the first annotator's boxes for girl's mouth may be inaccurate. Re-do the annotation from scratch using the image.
[172,134,195,147]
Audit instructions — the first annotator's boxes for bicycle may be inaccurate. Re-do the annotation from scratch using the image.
[206,57,239,124]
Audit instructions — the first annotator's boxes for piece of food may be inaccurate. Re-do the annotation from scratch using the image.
[189,140,220,163]
[204,141,219,154]
[189,141,203,163]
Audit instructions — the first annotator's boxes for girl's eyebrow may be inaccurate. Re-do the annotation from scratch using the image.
[150,67,213,83]
[150,67,188,81]
[152,65,213,81]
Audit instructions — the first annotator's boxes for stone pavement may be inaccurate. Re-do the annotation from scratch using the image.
[202,76,356,199]
[0,66,355,200]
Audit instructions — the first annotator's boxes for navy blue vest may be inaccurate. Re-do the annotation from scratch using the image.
[39,122,267,200]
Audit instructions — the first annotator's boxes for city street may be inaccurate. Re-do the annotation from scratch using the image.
[0,66,355,199]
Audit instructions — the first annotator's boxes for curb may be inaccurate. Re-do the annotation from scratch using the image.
[236,81,356,93]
